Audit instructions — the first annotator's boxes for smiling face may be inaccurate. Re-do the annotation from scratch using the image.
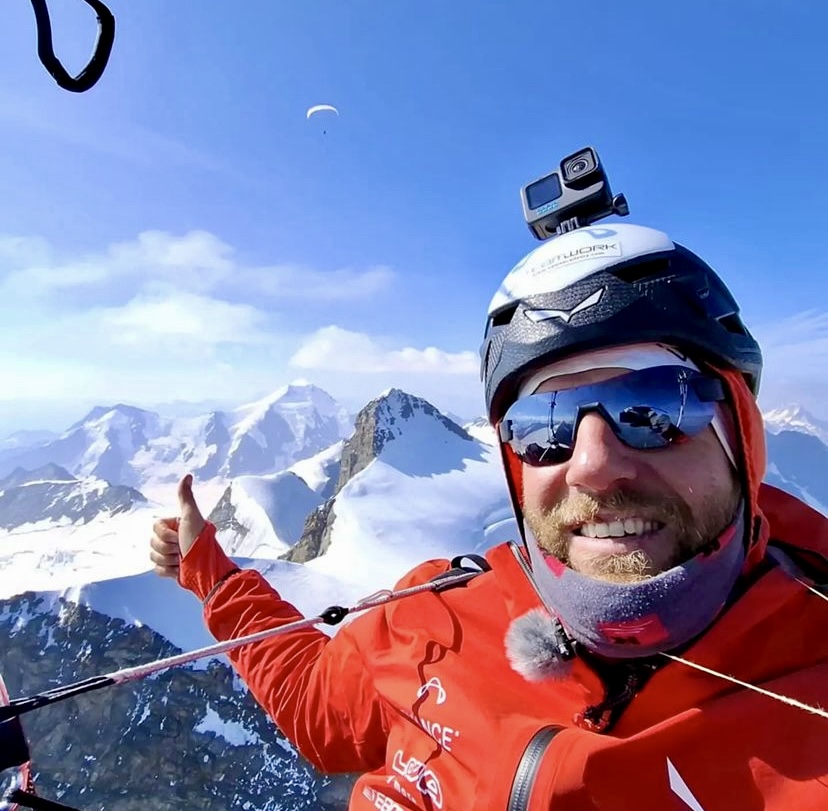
[521,367,742,584]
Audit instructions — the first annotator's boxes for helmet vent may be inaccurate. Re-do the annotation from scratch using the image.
[612,258,670,283]
[491,303,519,327]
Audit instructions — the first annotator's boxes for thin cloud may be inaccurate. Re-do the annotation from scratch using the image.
[755,309,828,370]
[0,230,394,303]
[0,235,52,267]
[754,309,828,417]
[239,264,394,301]
[290,325,478,374]
[98,292,272,347]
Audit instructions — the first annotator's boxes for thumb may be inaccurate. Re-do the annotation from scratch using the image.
[178,473,201,514]
[177,473,206,556]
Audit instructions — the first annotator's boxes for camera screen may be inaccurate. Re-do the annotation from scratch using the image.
[525,173,562,210]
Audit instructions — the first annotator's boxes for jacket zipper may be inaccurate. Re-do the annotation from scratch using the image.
[507,725,563,811]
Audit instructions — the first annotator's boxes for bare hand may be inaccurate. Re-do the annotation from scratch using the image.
[149,474,206,578]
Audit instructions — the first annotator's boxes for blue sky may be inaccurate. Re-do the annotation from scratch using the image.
[0,0,826,435]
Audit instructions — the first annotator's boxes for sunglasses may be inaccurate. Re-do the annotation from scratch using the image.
[499,365,726,467]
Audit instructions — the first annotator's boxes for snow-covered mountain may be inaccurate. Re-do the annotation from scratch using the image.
[0,382,354,491]
[762,405,828,514]
[0,428,59,450]
[763,404,828,445]
[0,590,353,810]
[289,439,344,498]
[209,471,324,557]
[0,388,514,811]
[0,464,146,530]
[2,391,827,811]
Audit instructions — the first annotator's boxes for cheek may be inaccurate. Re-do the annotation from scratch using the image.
[521,464,567,513]
[653,430,736,508]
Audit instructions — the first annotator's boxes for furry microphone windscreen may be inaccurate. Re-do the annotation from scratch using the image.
[504,608,575,682]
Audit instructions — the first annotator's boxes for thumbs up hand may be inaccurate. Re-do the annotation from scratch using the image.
[176,473,206,556]
[149,474,207,578]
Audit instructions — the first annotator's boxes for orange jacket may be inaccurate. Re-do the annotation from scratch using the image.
[181,482,828,811]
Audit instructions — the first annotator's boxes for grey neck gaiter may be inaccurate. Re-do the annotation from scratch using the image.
[524,509,746,659]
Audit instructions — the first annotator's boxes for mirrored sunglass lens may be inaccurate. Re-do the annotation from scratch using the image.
[504,397,575,465]
[609,367,714,447]
[504,366,718,464]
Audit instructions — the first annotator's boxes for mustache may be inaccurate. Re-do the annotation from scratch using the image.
[539,488,693,528]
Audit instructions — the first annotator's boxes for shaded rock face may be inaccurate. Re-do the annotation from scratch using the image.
[282,501,335,564]
[0,467,146,529]
[207,486,249,544]
[0,594,355,810]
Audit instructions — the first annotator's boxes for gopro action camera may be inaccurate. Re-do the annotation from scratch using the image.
[520,146,630,240]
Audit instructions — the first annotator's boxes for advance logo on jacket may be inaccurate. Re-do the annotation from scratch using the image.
[410,677,461,751]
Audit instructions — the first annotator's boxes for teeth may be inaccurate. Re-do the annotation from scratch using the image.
[579,518,656,538]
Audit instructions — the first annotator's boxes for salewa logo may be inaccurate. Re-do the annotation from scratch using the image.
[416,677,447,704]
[524,288,604,324]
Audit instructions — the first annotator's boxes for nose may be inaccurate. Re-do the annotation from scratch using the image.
[564,412,638,493]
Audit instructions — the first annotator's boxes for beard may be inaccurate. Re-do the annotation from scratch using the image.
[524,482,741,584]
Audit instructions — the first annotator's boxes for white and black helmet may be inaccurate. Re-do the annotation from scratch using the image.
[480,224,762,423]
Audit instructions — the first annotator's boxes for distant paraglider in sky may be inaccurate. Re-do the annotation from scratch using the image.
[306,104,339,135]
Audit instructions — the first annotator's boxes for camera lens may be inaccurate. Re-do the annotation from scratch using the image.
[562,149,596,182]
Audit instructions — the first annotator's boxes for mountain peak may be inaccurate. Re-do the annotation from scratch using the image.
[0,470,146,528]
[764,403,811,422]
[221,384,351,479]
[68,403,153,431]
[0,463,76,490]
[332,389,470,493]
[763,403,828,444]
[235,382,338,417]
[369,389,469,441]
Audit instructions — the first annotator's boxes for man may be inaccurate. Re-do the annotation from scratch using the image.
[151,223,828,810]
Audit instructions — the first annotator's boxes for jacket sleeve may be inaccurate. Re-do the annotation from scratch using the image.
[179,522,388,773]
